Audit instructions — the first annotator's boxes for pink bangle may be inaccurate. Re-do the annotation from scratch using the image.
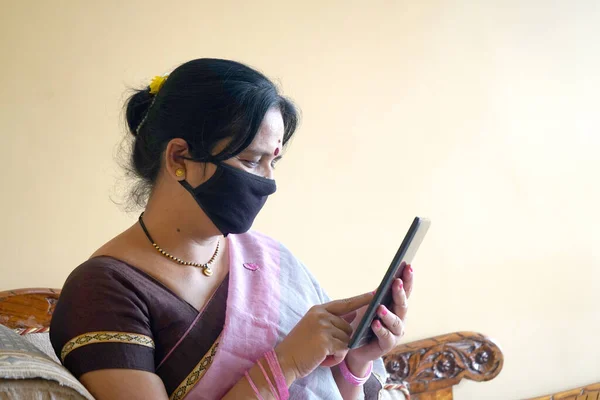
[257,359,280,400]
[339,359,373,386]
[265,350,290,400]
[244,371,265,400]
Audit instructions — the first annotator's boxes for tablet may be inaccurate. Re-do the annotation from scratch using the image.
[348,216,430,349]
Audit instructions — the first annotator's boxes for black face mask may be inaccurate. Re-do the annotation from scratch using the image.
[179,163,276,236]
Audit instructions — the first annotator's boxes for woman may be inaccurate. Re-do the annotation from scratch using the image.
[50,58,413,400]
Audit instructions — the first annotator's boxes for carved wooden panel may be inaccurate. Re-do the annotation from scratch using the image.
[0,288,61,330]
[527,383,600,400]
[407,387,453,400]
[383,331,503,396]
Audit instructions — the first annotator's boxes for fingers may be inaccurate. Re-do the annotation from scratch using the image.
[320,340,350,367]
[341,310,358,324]
[320,351,347,367]
[391,278,409,321]
[324,292,374,316]
[402,264,414,298]
[320,355,338,367]
[330,339,350,366]
[371,319,396,353]
[377,305,405,337]
[329,315,353,337]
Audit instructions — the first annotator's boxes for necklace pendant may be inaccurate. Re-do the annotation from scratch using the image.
[203,266,213,277]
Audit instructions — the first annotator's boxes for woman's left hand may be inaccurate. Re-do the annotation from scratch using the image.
[345,264,414,370]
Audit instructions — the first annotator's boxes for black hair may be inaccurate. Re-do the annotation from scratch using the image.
[124,58,298,206]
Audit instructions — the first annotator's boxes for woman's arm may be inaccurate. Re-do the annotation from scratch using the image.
[79,352,297,400]
[223,349,297,399]
[79,370,169,400]
[332,360,372,399]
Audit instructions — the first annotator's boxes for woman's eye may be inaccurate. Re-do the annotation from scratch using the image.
[241,160,259,168]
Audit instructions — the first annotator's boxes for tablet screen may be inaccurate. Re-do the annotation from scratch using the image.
[348,217,430,349]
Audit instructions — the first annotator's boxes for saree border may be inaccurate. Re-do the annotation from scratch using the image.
[60,331,154,362]
[169,337,220,400]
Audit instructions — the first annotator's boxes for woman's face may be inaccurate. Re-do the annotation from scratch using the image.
[165,107,285,191]
[157,107,285,234]
[224,107,285,180]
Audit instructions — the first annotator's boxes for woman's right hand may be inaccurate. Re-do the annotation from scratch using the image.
[274,291,374,380]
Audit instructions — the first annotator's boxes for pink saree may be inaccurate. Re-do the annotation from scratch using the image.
[182,231,386,399]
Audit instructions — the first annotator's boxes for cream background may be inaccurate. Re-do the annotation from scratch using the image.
[1,1,599,399]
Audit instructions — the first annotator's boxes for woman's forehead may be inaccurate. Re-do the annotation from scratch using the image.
[248,108,284,150]
[210,108,284,156]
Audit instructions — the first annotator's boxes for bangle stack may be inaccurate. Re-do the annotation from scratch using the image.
[245,349,289,400]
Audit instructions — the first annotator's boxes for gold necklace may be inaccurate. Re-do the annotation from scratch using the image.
[138,213,219,277]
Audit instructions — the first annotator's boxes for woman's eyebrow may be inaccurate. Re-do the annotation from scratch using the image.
[242,148,281,158]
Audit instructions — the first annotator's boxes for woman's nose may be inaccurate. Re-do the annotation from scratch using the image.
[263,166,275,180]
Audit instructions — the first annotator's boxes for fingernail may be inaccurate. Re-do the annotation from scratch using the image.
[408,265,413,273]
[395,280,403,291]
[379,305,388,316]
[374,320,382,329]
[371,290,377,295]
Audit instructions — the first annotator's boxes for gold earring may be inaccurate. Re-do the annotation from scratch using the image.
[175,168,185,178]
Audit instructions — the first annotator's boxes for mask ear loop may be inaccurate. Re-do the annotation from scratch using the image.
[178,153,230,191]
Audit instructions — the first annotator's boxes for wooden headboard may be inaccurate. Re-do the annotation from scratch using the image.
[0,288,59,333]
[0,288,505,399]
[384,331,503,399]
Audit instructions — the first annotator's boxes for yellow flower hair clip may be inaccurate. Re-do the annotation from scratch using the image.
[149,75,168,94]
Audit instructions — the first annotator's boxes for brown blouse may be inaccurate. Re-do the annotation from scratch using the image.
[50,256,228,395]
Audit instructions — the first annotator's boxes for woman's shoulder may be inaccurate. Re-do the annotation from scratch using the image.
[58,257,154,312]
[63,256,137,288]
[50,257,155,378]
[52,257,152,340]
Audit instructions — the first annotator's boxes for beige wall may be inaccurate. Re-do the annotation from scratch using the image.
[2,1,599,398]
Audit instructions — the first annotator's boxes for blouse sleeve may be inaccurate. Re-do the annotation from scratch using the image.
[50,260,155,378]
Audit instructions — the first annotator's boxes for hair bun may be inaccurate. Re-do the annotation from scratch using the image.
[125,88,154,136]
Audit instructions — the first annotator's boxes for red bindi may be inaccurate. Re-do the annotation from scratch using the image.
[274,148,280,156]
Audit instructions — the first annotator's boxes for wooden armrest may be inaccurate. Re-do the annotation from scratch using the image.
[0,288,60,330]
[383,332,503,399]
